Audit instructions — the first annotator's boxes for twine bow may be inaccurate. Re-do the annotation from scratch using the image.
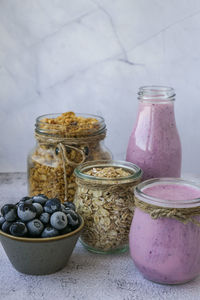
[57,143,86,200]
[35,132,94,201]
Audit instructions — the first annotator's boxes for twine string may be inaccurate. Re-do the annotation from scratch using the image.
[35,132,105,201]
[76,178,141,193]
[135,197,200,226]
[57,143,68,201]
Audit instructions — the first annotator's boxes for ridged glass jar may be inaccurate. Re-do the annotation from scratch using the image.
[74,160,142,254]
[130,178,200,284]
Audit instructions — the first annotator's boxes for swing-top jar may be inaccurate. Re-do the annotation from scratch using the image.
[28,112,112,202]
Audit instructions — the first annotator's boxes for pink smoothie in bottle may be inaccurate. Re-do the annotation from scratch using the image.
[129,178,200,284]
[126,86,182,180]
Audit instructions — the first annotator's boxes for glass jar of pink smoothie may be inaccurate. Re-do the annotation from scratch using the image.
[129,178,200,284]
[126,86,182,180]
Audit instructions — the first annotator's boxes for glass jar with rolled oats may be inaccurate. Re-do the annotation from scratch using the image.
[28,112,112,202]
[74,160,143,254]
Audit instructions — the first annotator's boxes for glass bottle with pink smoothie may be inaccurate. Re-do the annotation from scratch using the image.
[126,86,182,180]
[129,178,200,284]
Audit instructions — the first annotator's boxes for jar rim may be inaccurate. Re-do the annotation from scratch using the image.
[35,113,106,137]
[135,178,200,208]
[138,86,175,103]
[74,160,143,184]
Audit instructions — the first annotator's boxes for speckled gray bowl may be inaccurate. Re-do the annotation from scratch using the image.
[0,216,84,275]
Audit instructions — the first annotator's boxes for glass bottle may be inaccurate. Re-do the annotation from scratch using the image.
[126,86,182,180]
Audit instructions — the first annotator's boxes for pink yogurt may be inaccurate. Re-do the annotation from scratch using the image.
[126,88,182,180]
[129,179,200,284]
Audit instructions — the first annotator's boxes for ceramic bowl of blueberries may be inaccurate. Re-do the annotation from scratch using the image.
[0,194,84,275]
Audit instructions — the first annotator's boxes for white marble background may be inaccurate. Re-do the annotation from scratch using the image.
[0,0,200,174]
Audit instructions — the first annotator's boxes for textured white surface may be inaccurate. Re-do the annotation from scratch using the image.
[1,1,200,174]
[1,173,200,300]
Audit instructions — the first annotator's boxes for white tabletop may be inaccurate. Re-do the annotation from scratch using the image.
[0,173,200,300]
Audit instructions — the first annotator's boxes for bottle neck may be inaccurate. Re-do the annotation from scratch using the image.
[138,86,175,103]
[135,87,177,132]
[136,99,176,131]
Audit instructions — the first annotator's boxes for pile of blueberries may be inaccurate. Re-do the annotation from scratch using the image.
[0,194,81,238]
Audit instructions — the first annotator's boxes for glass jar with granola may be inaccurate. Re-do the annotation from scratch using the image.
[74,160,143,254]
[28,112,112,202]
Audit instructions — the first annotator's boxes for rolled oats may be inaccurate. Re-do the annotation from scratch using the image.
[74,163,142,253]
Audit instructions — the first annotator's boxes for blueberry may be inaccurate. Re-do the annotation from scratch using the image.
[55,147,59,155]
[60,226,72,235]
[32,194,48,205]
[1,221,12,233]
[38,194,48,198]
[66,210,79,228]
[18,196,33,205]
[44,198,61,214]
[50,211,68,230]
[41,226,59,238]
[62,207,74,215]
[0,216,5,229]
[27,219,44,237]
[9,222,27,237]
[1,204,17,222]
[17,203,37,222]
[83,146,89,156]
[63,201,76,211]
[32,203,43,217]
[39,212,50,224]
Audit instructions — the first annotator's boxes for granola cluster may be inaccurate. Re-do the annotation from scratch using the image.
[74,167,138,252]
[40,111,100,137]
[28,112,111,202]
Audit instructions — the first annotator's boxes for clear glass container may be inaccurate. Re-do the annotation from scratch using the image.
[74,160,142,254]
[130,178,200,284]
[126,86,182,180]
[28,113,112,202]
